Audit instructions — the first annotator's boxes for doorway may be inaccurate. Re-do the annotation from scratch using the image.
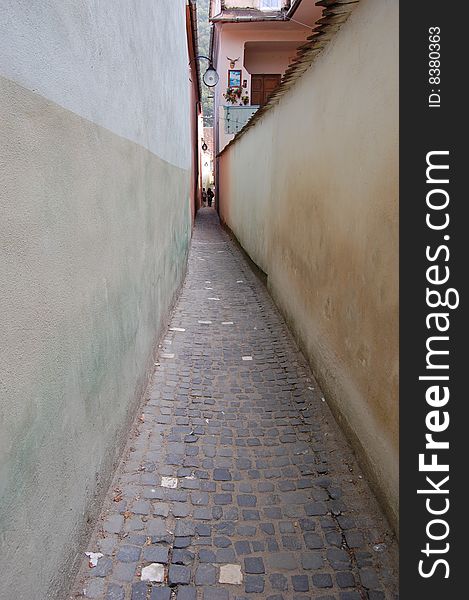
[251,74,281,106]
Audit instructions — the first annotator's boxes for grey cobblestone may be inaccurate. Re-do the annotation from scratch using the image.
[292,575,309,592]
[176,588,197,600]
[71,209,398,599]
[245,575,265,593]
[312,573,334,588]
[90,557,113,578]
[105,583,125,600]
[84,579,105,598]
[244,557,265,574]
[195,563,217,585]
[116,545,141,563]
[150,588,171,600]
[269,573,288,591]
[203,588,229,600]
[112,561,138,582]
[336,571,356,588]
[130,581,148,600]
[141,545,169,564]
[168,564,191,585]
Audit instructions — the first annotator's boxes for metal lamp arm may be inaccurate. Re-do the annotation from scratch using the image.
[189,55,214,67]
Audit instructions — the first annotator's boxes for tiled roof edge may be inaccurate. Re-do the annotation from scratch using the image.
[217,0,360,157]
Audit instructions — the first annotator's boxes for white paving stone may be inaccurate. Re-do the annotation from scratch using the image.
[141,563,165,583]
[219,564,243,585]
[161,476,178,488]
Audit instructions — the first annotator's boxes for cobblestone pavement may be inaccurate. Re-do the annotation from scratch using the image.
[71,208,398,600]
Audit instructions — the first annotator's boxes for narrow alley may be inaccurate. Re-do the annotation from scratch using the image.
[72,209,398,600]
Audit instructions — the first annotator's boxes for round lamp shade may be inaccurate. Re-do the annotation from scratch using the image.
[203,66,219,87]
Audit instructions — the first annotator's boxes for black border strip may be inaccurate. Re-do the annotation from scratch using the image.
[400,1,465,596]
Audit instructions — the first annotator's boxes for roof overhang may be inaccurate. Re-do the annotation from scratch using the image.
[287,0,323,28]
[186,0,201,103]
[211,8,286,23]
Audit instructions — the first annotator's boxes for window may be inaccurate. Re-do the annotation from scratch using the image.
[260,0,282,11]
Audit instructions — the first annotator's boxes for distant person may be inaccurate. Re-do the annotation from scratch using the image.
[202,188,207,206]
[207,187,214,207]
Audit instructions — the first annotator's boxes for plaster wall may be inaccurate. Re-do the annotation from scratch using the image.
[0,1,192,598]
[0,0,191,169]
[214,25,306,151]
[202,151,215,187]
[212,0,222,17]
[224,0,289,9]
[244,47,297,75]
[218,0,399,528]
[225,0,259,7]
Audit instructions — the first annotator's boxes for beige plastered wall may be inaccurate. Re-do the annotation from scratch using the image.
[0,2,192,598]
[219,0,399,530]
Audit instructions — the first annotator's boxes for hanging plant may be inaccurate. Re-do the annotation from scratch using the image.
[223,87,242,104]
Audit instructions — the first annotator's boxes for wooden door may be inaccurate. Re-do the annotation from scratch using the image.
[262,75,281,104]
[251,74,281,106]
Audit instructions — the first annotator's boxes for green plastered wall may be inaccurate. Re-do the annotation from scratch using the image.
[0,2,193,597]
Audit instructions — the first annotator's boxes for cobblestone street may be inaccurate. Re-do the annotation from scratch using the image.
[71,208,398,600]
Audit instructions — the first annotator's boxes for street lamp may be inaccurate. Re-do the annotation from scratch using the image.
[203,65,219,88]
[190,55,219,88]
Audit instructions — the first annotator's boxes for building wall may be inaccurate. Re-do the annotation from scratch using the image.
[202,127,215,188]
[0,1,192,598]
[224,0,290,9]
[213,24,306,151]
[211,0,222,17]
[187,3,203,222]
[244,45,298,75]
[218,0,398,529]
